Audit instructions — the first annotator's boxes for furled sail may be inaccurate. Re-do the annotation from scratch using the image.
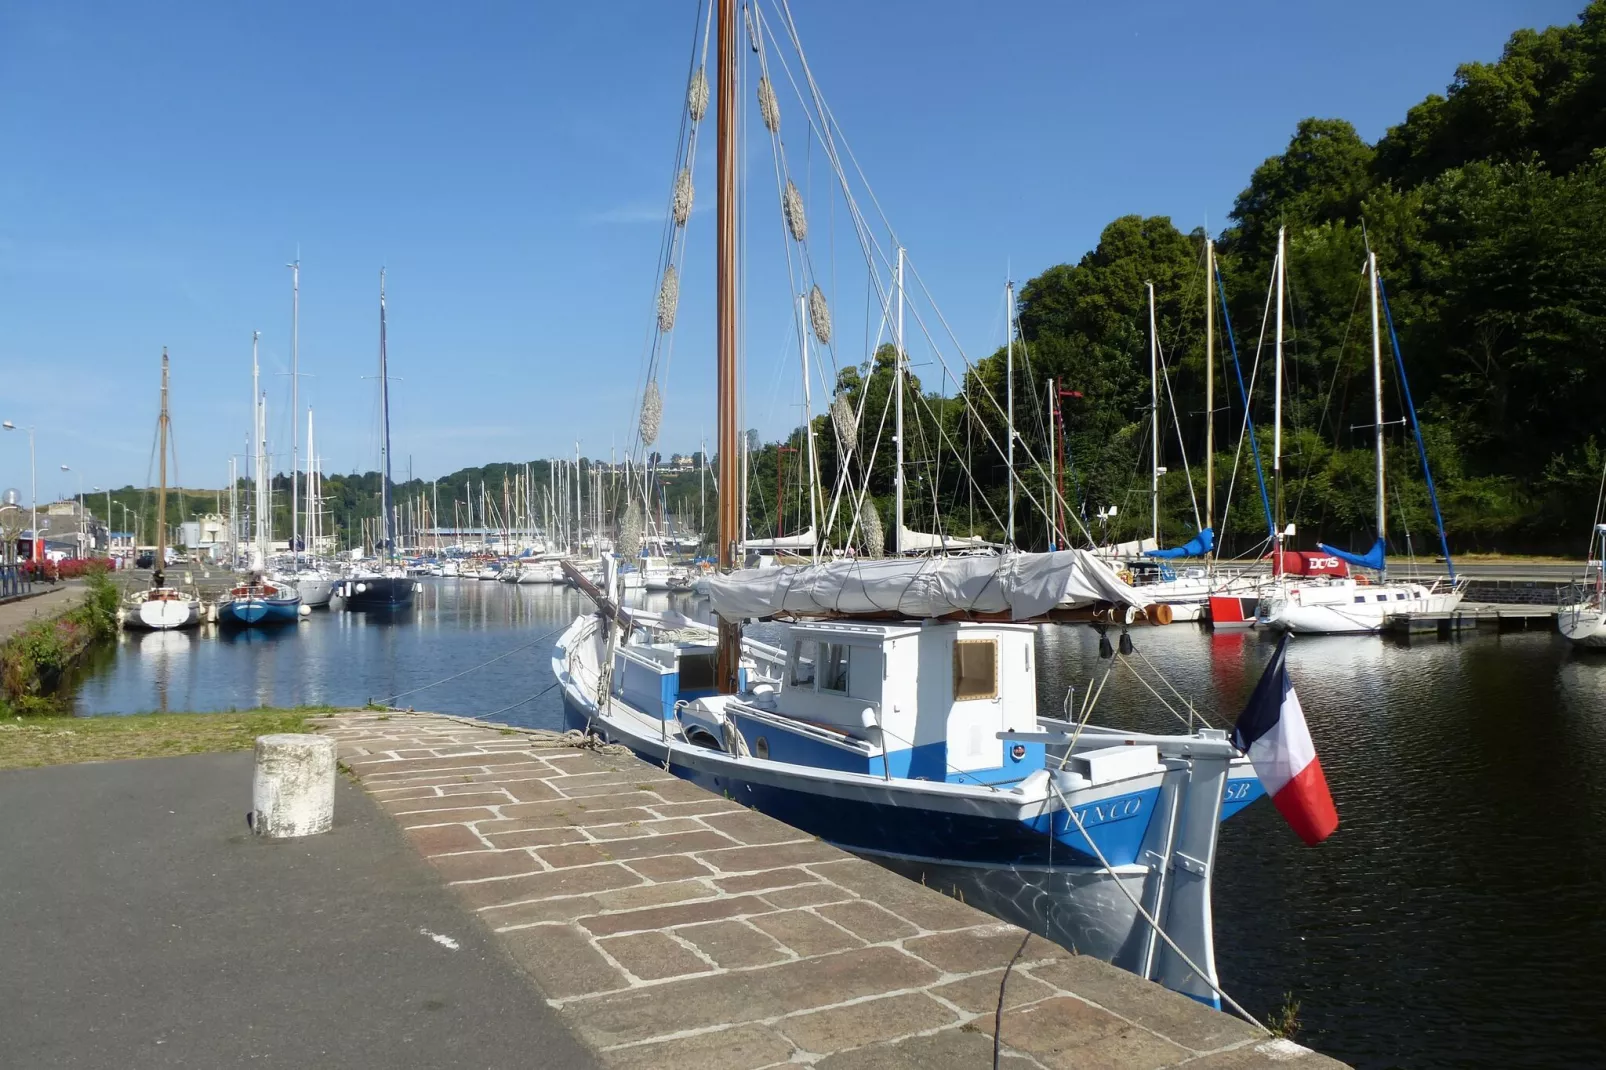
[1143,527,1214,560]
[1315,536,1385,571]
[704,550,1148,622]
[896,526,991,552]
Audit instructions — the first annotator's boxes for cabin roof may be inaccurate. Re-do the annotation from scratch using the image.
[787,619,1037,642]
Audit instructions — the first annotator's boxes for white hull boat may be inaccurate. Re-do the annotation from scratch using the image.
[1258,578,1465,634]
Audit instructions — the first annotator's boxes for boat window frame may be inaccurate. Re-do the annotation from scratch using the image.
[818,642,851,695]
[952,638,998,701]
[789,639,818,688]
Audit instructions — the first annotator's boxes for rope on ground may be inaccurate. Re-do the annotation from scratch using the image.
[369,624,566,706]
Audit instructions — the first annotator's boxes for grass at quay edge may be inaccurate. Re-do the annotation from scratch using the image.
[0,706,343,770]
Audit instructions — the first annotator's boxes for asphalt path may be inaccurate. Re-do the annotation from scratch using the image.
[0,752,597,1069]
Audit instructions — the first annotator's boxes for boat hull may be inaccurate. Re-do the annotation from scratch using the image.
[1560,606,1606,647]
[341,576,416,610]
[290,575,335,608]
[217,596,301,626]
[124,596,200,631]
[1261,583,1464,634]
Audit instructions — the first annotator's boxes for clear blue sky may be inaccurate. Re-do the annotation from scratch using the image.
[0,0,1582,498]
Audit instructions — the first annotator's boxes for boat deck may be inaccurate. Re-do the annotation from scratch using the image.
[319,710,1347,1070]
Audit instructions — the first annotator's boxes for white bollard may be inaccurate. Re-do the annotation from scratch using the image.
[251,734,336,838]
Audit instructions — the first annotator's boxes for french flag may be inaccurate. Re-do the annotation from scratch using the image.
[1231,635,1339,845]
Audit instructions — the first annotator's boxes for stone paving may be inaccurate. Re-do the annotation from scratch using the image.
[0,583,81,642]
[318,711,1349,1070]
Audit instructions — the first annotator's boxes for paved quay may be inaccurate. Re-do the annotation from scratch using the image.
[0,750,596,1069]
[0,582,82,642]
[322,710,1350,1069]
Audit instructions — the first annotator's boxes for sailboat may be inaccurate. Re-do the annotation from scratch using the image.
[340,269,415,611]
[555,1,1287,1005]
[275,261,335,608]
[1257,243,1466,633]
[1558,459,1606,647]
[122,349,200,631]
[219,331,303,627]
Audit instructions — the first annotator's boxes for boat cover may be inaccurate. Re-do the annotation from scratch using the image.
[1144,527,1215,559]
[1315,536,1384,571]
[703,549,1148,622]
[896,526,992,551]
[741,527,817,551]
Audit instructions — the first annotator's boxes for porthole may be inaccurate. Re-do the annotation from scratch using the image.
[754,736,770,759]
[1010,744,1027,761]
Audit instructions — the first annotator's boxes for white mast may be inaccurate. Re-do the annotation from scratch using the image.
[1273,226,1286,568]
[306,406,316,559]
[289,258,300,564]
[1007,279,1016,550]
[251,331,264,569]
[1369,250,1386,566]
[797,292,819,561]
[574,442,582,557]
[893,246,905,555]
[258,392,270,568]
[1205,239,1215,552]
[1148,281,1159,545]
[1046,379,1056,550]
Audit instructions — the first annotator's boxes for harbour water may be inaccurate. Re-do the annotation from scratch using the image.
[70,578,1606,1069]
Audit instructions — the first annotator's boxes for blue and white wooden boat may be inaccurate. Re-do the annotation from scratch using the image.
[217,576,301,626]
[557,552,1266,1004]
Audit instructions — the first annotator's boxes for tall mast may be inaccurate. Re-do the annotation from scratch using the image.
[1007,279,1016,550]
[714,0,740,692]
[797,292,818,561]
[379,268,395,562]
[1205,239,1215,554]
[252,330,264,566]
[289,258,300,562]
[155,349,170,589]
[1148,281,1159,545]
[574,443,582,556]
[1046,378,1057,551]
[307,407,316,559]
[893,247,906,556]
[1369,249,1386,570]
[1273,226,1286,569]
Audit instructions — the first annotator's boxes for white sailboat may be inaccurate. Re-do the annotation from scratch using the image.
[122,349,200,631]
[1560,523,1606,647]
[1257,243,1465,633]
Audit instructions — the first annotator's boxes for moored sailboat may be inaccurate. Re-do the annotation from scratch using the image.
[122,349,200,631]
[551,1,1335,1006]
[341,270,415,611]
[219,331,303,627]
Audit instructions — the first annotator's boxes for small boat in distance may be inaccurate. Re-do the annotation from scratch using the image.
[342,269,415,611]
[1560,518,1606,647]
[122,348,200,631]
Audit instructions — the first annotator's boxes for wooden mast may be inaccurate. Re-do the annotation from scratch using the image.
[715,0,741,692]
[155,348,170,590]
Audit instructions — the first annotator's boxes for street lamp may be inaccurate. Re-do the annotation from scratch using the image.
[61,464,82,558]
[2,421,36,563]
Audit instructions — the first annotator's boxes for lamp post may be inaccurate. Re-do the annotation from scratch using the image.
[61,464,82,558]
[2,421,36,563]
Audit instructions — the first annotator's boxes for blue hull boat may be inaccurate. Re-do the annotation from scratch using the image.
[217,579,301,627]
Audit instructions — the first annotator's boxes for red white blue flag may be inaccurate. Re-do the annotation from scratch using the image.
[1232,635,1339,845]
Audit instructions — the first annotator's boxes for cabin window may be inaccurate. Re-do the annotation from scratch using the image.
[1396,592,1408,601]
[952,639,998,701]
[1374,594,1388,602]
[1354,596,1365,604]
[819,643,851,694]
[790,640,817,687]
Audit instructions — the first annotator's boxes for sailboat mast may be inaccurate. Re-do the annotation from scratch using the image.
[1205,239,1215,553]
[379,268,395,562]
[1369,250,1387,567]
[797,293,818,561]
[1273,226,1286,568]
[1046,379,1057,551]
[574,443,582,556]
[289,258,300,561]
[307,407,316,558]
[156,349,170,587]
[1007,279,1016,550]
[714,0,740,692]
[1148,281,1159,545]
[894,247,906,556]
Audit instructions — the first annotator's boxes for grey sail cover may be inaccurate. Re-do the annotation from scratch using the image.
[703,550,1147,622]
